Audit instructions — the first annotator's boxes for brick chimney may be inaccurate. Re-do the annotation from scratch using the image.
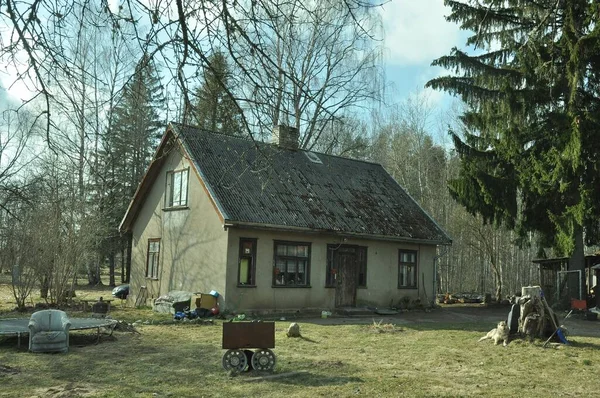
[272,125,299,150]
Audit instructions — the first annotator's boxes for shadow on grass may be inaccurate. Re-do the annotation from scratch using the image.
[244,371,363,387]
[0,335,26,350]
[566,339,600,350]
[404,322,494,333]
[298,335,318,343]
[296,305,513,333]
[307,320,496,334]
[0,328,132,351]
[44,338,224,390]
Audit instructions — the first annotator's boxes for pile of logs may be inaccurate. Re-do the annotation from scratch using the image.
[517,286,560,341]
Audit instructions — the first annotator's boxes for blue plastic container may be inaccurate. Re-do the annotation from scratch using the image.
[556,328,569,344]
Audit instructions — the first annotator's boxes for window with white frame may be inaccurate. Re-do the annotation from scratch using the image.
[166,168,189,208]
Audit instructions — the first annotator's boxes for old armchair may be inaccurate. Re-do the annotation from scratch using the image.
[28,310,71,353]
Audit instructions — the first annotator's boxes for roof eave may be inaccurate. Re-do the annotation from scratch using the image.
[176,128,229,222]
[224,220,452,246]
[119,125,177,233]
[382,164,453,244]
[119,123,228,233]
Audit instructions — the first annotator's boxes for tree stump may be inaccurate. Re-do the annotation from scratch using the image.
[518,285,559,339]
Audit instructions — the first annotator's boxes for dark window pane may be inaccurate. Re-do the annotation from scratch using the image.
[398,250,417,288]
[274,242,310,287]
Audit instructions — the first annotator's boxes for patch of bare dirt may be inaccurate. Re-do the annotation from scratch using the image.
[0,364,19,375]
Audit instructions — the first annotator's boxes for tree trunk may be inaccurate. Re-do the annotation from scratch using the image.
[490,261,503,302]
[40,275,49,300]
[121,242,126,284]
[87,260,102,285]
[109,250,116,287]
[569,224,586,300]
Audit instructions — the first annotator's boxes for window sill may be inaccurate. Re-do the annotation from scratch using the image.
[146,277,159,281]
[398,286,417,289]
[271,285,311,288]
[237,284,256,288]
[163,206,189,212]
[324,285,367,289]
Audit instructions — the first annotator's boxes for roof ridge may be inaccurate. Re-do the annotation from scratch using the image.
[170,121,255,143]
[302,148,381,167]
[170,121,382,167]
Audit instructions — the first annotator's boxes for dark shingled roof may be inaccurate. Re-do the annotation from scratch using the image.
[171,123,450,244]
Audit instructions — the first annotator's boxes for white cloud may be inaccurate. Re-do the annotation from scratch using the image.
[422,85,445,107]
[380,0,462,66]
[417,65,450,105]
[0,63,37,105]
[0,74,23,111]
[0,24,36,105]
[108,0,120,13]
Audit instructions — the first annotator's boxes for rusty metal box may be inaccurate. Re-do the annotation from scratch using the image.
[222,322,275,349]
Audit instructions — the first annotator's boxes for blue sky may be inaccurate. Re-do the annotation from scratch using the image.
[379,0,467,110]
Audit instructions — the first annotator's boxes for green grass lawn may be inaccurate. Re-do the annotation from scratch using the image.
[1,279,599,397]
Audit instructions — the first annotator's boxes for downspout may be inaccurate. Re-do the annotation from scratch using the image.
[433,246,451,306]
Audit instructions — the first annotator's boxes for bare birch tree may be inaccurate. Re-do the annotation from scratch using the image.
[1,0,383,144]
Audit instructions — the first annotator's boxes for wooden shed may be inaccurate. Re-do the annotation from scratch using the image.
[532,255,600,306]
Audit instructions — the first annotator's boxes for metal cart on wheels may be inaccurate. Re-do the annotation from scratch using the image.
[222,321,276,372]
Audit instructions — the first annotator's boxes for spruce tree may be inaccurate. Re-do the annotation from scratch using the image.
[111,54,165,194]
[101,55,164,282]
[192,52,243,135]
[426,0,600,299]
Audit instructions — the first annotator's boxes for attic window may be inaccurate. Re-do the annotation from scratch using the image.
[165,168,189,208]
[304,151,322,164]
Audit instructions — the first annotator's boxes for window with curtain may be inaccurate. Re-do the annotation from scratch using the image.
[398,250,417,288]
[273,241,311,287]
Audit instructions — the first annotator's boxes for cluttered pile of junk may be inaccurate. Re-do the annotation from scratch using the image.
[505,285,590,346]
[152,290,221,320]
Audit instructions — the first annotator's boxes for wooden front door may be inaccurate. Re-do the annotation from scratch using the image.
[335,246,358,307]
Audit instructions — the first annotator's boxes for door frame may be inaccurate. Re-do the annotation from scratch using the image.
[333,245,358,307]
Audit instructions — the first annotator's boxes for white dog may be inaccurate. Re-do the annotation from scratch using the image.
[478,321,510,346]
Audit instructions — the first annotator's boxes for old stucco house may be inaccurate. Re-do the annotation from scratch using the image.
[119,123,451,312]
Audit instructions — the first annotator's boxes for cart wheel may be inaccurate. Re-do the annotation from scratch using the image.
[222,349,248,372]
[251,348,276,372]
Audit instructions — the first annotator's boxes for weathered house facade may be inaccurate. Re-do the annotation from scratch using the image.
[119,123,451,312]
